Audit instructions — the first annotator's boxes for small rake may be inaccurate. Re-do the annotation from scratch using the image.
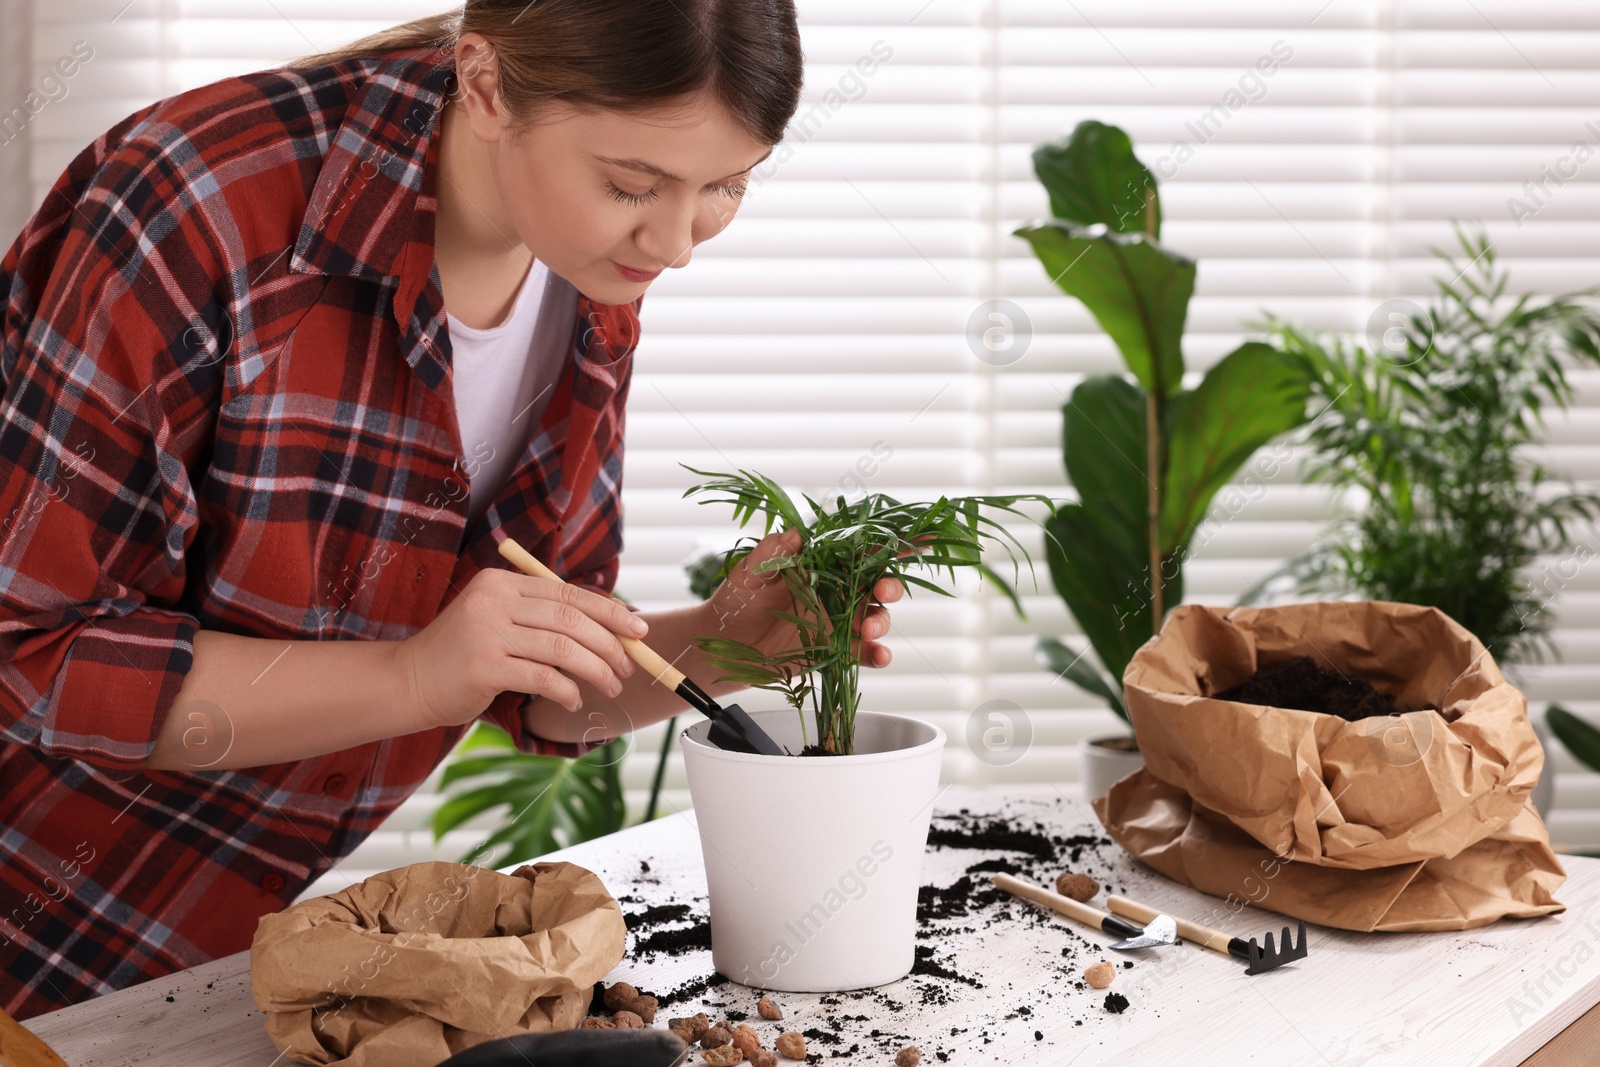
[1106,895,1309,976]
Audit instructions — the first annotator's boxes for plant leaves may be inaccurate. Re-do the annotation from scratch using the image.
[1031,119,1162,237]
[432,723,627,866]
[1043,502,1182,684]
[1012,221,1193,397]
[1548,704,1600,774]
[1160,341,1311,551]
[1063,374,1149,548]
[1035,635,1127,721]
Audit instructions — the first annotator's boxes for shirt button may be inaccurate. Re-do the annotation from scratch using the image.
[321,773,346,795]
[261,873,286,894]
[415,566,426,584]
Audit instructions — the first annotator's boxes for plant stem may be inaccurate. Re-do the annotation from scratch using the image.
[1143,187,1165,631]
[1146,389,1163,630]
[644,715,675,822]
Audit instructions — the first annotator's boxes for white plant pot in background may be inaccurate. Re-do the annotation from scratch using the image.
[680,710,945,993]
[1080,734,1144,801]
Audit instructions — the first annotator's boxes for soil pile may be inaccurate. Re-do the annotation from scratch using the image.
[1213,655,1410,721]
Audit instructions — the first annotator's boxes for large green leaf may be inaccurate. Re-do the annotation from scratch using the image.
[1035,635,1127,722]
[1013,222,1193,397]
[433,723,627,866]
[1063,374,1148,547]
[1044,503,1183,685]
[1159,342,1311,551]
[1548,705,1600,774]
[1031,119,1162,237]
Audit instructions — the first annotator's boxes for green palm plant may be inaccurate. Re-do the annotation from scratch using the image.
[1015,120,1313,723]
[682,466,1049,755]
[1248,226,1600,808]
[1250,227,1600,665]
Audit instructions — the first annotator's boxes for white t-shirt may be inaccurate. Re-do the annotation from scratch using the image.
[446,256,577,527]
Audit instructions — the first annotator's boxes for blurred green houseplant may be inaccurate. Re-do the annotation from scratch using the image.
[1249,227,1600,800]
[1015,120,1312,728]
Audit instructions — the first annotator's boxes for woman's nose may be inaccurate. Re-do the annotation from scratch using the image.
[639,196,737,272]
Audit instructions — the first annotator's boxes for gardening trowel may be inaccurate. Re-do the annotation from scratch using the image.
[497,538,787,756]
[993,873,1178,951]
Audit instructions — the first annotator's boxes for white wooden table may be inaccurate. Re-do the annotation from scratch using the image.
[24,786,1600,1065]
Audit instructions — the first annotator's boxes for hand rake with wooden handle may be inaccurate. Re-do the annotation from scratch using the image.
[1106,894,1309,975]
[497,538,786,756]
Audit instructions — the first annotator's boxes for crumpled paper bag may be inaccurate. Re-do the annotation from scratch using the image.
[1093,600,1567,932]
[251,860,626,1066]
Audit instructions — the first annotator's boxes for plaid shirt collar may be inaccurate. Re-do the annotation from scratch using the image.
[282,46,639,402]
[288,47,461,391]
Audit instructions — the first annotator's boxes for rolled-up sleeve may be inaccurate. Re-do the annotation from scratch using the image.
[0,130,221,773]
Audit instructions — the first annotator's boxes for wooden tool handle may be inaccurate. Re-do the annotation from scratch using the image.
[1106,894,1234,955]
[993,873,1114,930]
[0,1005,70,1067]
[496,538,685,689]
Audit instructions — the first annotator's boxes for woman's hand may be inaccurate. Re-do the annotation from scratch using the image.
[704,529,904,668]
[393,567,648,730]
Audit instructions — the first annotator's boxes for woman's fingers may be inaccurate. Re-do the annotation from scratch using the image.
[851,602,894,667]
[517,575,647,637]
[509,579,643,686]
[514,626,629,700]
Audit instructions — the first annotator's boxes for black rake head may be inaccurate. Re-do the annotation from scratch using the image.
[1243,919,1310,975]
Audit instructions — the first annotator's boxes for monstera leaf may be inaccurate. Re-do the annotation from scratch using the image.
[433,722,627,866]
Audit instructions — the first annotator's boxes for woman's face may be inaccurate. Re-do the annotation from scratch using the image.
[450,34,773,306]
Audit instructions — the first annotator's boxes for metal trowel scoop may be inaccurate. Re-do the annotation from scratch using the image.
[1110,912,1178,950]
[994,873,1177,951]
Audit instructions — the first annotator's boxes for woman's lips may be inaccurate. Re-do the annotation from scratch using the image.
[611,260,661,282]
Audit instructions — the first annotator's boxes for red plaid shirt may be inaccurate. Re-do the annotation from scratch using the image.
[0,45,636,1018]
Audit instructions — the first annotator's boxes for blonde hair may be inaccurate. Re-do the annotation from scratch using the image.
[284,1,803,146]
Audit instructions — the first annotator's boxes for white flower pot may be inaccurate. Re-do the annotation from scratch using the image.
[680,709,945,992]
[1080,734,1143,801]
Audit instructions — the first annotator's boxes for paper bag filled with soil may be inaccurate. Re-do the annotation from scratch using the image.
[251,860,626,1066]
[1093,600,1567,932]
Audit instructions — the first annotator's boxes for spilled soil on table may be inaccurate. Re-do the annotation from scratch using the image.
[602,801,1139,1062]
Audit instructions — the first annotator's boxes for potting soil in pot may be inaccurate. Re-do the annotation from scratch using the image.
[1213,655,1416,721]
[582,795,1164,1062]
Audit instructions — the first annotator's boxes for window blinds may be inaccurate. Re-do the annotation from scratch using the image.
[20,1,1600,901]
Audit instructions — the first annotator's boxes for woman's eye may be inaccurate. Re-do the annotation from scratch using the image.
[716,180,748,200]
[605,181,658,205]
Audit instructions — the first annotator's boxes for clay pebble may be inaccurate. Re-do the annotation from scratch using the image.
[1054,871,1099,902]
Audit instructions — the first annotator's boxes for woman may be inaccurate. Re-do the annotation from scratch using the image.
[0,2,901,1019]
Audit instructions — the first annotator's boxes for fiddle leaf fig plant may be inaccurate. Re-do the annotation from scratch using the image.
[683,466,1050,755]
[1015,119,1313,725]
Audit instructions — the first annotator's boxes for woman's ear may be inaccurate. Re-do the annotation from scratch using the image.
[454,33,510,141]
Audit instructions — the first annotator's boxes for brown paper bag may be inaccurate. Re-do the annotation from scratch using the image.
[1093,600,1567,932]
[251,860,627,1066]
